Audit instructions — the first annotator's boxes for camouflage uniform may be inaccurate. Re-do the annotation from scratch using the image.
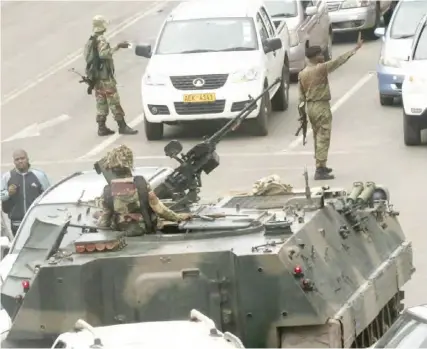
[97,145,188,236]
[86,15,137,136]
[298,48,356,178]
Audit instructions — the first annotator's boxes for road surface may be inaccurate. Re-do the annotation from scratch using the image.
[1,1,426,308]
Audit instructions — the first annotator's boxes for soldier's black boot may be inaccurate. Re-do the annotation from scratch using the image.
[314,167,335,180]
[325,167,333,173]
[98,122,115,136]
[117,120,138,135]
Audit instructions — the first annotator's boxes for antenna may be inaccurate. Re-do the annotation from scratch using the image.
[304,167,311,199]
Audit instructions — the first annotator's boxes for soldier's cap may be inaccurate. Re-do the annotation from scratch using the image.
[305,46,322,59]
[106,144,134,169]
[92,15,109,33]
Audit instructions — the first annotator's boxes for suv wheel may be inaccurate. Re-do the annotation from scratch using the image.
[380,94,394,106]
[403,111,421,146]
[144,117,164,140]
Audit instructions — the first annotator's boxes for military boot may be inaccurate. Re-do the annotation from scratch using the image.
[314,167,335,180]
[117,120,138,135]
[98,121,115,136]
[325,167,333,173]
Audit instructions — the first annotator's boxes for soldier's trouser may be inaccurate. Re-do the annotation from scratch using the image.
[94,79,125,123]
[306,101,332,168]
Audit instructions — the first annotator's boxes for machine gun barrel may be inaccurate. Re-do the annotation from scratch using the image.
[209,78,281,144]
[153,78,282,208]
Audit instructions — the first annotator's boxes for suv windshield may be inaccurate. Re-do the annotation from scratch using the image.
[414,25,427,60]
[265,0,298,18]
[155,18,258,54]
[374,310,427,348]
[390,1,427,39]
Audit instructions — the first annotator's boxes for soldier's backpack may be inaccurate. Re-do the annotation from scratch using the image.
[83,35,101,83]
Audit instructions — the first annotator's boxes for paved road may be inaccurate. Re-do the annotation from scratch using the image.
[1,1,426,308]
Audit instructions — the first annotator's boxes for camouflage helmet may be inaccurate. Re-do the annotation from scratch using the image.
[93,15,108,34]
[106,145,134,169]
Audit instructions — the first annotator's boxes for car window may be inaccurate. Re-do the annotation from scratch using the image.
[414,25,427,60]
[390,1,427,39]
[256,13,269,41]
[155,18,258,54]
[264,0,298,18]
[259,6,275,37]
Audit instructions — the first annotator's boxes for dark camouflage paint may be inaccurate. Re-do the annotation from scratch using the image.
[2,184,414,348]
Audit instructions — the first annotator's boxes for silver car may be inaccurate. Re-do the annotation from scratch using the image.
[326,0,396,37]
[265,0,332,77]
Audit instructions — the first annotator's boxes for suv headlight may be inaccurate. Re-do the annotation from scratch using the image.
[341,0,370,9]
[289,30,300,47]
[143,74,168,86]
[230,68,260,83]
[379,56,401,68]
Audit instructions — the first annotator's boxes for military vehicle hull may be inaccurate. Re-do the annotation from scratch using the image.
[1,182,414,348]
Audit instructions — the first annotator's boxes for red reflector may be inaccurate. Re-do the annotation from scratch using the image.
[22,280,30,290]
[293,266,303,275]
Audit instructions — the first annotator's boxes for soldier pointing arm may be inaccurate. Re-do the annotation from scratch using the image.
[84,15,138,137]
[298,34,363,180]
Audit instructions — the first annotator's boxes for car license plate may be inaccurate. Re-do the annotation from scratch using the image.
[183,93,216,103]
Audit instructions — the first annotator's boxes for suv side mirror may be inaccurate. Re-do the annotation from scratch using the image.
[135,44,152,58]
[305,6,317,16]
[263,37,282,54]
[374,27,385,38]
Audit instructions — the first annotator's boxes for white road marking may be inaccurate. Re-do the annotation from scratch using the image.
[0,1,166,106]
[78,114,144,160]
[1,114,71,143]
[284,72,375,150]
[0,150,357,167]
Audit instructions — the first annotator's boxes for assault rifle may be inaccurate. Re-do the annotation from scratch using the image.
[153,78,281,209]
[295,101,308,146]
[69,68,95,95]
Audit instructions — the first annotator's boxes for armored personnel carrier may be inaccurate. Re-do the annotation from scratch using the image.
[1,84,415,348]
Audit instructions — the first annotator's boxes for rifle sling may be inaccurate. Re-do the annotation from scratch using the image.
[133,176,157,234]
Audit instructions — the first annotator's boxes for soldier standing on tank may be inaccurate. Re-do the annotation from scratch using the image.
[298,34,363,180]
[85,15,138,137]
[96,145,192,235]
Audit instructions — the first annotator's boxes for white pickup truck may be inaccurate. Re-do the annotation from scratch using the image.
[135,0,291,140]
[49,310,245,349]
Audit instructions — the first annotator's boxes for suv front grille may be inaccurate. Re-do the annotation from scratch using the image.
[170,74,228,90]
[174,100,226,115]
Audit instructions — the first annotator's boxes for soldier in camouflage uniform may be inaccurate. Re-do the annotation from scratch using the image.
[97,145,191,236]
[298,35,363,180]
[85,15,138,137]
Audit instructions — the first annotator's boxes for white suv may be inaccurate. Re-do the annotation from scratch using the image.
[402,14,427,146]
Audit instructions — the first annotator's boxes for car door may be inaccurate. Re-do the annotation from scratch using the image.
[259,6,283,80]
[255,12,276,86]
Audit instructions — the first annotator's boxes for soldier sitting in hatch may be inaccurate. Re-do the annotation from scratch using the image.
[96,145,192,236]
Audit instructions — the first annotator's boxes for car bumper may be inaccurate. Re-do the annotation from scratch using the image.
[402,86,427,127]
[289,43,306,74]
[142,80,263,123]
[328,6,377,33]
[377,65,404,97]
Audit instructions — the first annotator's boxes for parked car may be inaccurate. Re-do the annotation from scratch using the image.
[265,0,332,79]
[135,0,291,140]
[402,14,427,146]
[371,304,427,348]
[375,0,427,106]
[325,0,395,38]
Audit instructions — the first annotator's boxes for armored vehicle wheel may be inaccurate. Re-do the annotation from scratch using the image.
[144,117,164,140]
[249,89,271,136]
[403,111,421,146]
[271,63,290,112]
